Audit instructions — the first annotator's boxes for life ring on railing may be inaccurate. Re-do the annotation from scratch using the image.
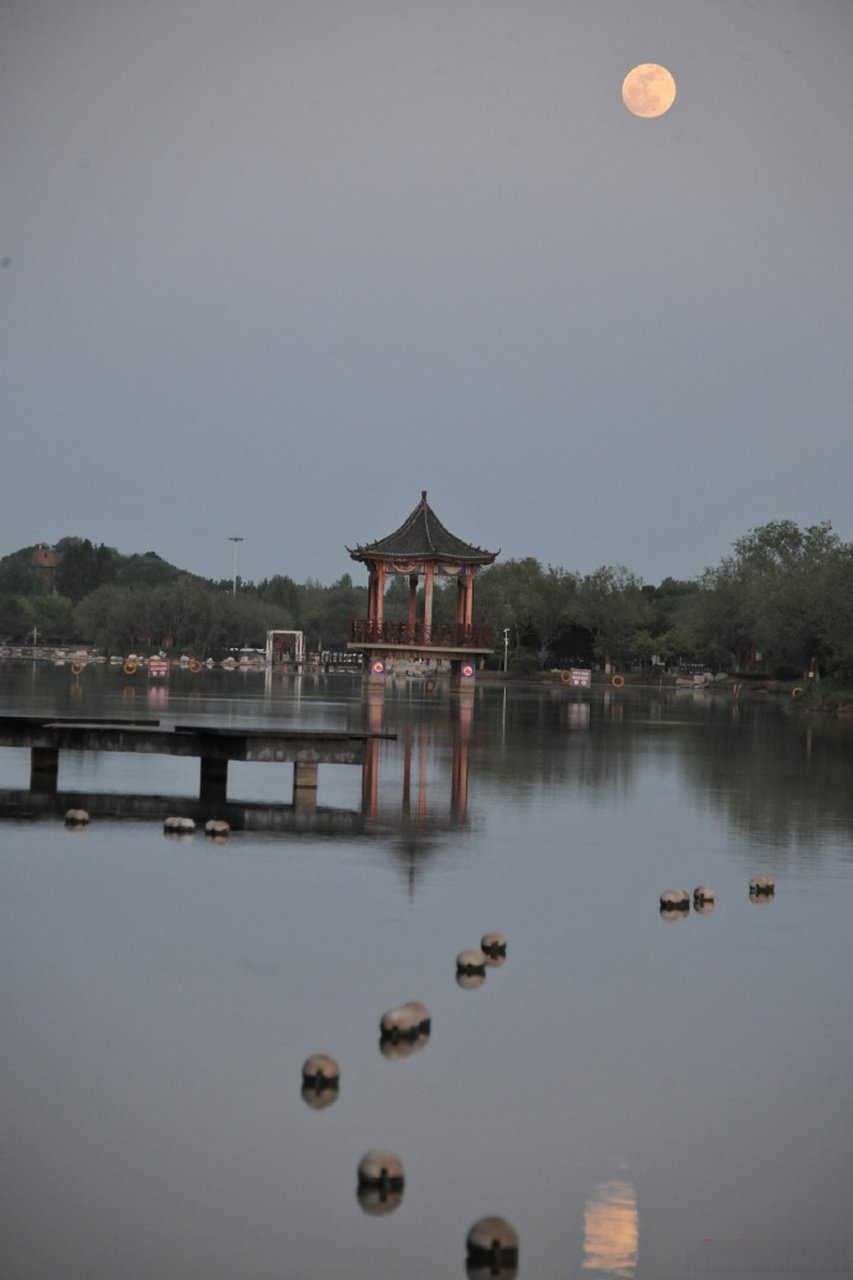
[611,674,625,689]
[71,661,85,676]
[123,660,137,676]
[791,686,803,697]
[188,658,203,673]
[560,669,571,683]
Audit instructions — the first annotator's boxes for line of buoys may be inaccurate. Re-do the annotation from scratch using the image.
[64,808,90,827]
[204,819,230,841]
[357,1152,405,1215]
[466,1217,519,1275]
[71,661,85,676]
[611,674,625,689]
[188,658,203,673]
[163,815,195,838]
[749,874,775,897]
[123,660,137,676]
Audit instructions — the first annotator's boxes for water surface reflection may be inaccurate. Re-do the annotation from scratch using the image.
[1,665,852,1278]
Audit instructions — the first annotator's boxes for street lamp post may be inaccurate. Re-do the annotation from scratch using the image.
[229,536,244,596]
[503,627,510,673]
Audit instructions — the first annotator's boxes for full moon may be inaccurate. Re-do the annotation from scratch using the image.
[622,64,676,118]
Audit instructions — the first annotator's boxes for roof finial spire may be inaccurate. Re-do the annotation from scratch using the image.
[422,490,427,501]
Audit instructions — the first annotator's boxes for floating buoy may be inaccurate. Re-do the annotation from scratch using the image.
[693,885,715,913]
[301,1053,339,1087]
[380,1005,421,1042]
[301,1053,340,1109]
[466,1217,519,1273]
[64,808,90,826]
[402,1000,431,1034]
[457,948,487,976]
[481,932,507,960]
[356,1151,405,1214]
[457,969,487,989]
[749,875,775,896]
[300,1053,340,1103]
[379,1034,429,1061]
[204,819,230,839]
[163,816,196,835]
[358,1151,403,1187]
[659,889,690,912]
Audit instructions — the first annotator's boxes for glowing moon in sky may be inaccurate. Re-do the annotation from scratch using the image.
[622,64,676,118]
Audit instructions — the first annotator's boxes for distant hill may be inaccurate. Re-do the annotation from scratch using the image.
[0,538,191,602]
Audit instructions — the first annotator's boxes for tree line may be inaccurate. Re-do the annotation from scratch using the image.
[2,522,853,680]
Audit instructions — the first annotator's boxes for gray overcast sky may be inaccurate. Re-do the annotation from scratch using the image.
[2,0,851,587]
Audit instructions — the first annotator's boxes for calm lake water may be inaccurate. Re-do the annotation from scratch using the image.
[2,664,852,1280]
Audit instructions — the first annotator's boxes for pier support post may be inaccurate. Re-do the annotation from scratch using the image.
[293,760,319,811]
[30,747,59,793]
[200,757,228,803]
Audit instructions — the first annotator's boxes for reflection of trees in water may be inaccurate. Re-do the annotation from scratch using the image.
[467,691,644,798]
[455,690,853,858]
[675,703,853,855]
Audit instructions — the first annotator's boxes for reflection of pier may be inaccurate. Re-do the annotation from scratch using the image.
[0,700,473,854]
[0,788,367,833]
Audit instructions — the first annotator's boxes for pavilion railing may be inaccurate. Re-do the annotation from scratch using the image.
[348,621,493,649]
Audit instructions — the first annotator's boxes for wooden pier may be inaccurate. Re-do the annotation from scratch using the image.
[0,715,395,813]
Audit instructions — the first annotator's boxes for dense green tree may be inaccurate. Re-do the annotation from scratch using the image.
[0,594,34,642]
[0,550,34,596]
[30,595,76,644]
[575,566,651,671]
[55,538,117,601]
[114,552,182,589]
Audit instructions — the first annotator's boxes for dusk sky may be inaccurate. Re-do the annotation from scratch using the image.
[3,0,851,588]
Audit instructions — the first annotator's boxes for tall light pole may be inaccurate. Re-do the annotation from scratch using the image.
[503,627,510,673]
[229,536,243,596]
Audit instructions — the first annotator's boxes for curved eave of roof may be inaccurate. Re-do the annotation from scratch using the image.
[347,493,498,566]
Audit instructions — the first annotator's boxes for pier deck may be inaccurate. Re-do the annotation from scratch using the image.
[0,715,395,809]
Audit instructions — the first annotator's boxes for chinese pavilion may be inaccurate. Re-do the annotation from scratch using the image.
[347,492,498,677]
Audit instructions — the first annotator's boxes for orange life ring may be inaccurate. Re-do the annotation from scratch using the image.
[71,661,85,676]
[791,686,803,697]
[560,669,571,683]
[188,658,203,673]
[611,674,625,689]
[123,660,137,676]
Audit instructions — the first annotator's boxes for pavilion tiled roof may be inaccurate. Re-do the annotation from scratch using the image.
[348,492,498,566]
